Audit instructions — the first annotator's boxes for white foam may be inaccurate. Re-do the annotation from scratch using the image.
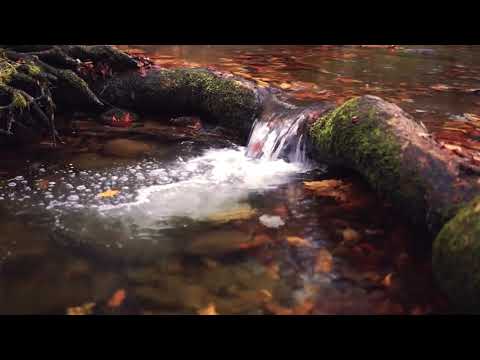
[98,147,305,225]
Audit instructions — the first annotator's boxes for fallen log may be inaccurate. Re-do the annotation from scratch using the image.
[1,46,479,311]
[307,95,480,312]
[96,67,267,142]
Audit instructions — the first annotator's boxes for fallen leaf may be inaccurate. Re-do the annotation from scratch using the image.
[382,273,393,287]
[463,113,480,122]
[264,302,293,315]
[342,228,361,242]
[265,263,280,280]
[286,236,314,248]
[36,179,49,190]
[66,302,96,315]
[206,205,256,224]
[336,77,362,84]
[258,289,273,302]
[264,299,315,315]
[293,300,315,315]
[107,289,126,308]
[97,189,120,198]
[198,303,218,315]
[430,84,452,91]
[314,249,333,273]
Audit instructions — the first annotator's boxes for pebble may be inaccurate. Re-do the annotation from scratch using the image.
[259,214,285,228]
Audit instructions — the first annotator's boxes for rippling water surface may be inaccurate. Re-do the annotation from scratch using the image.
[0,45,466,314]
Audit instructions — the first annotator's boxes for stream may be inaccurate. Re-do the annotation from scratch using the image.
[1,45,474,315]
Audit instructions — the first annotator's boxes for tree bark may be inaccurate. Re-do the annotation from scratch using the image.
[2,46,480,311]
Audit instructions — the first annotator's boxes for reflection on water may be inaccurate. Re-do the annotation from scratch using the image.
[0,137,449,314]
[0,45,464,314]
[119,45,480,155]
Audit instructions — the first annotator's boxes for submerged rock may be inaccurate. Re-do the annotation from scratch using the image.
[169,116,202,130]
[433,196,480,312]
[100,108,139,126]
[259,215,285,229]
[103,139,154,158]
[51,210,178,264]
[133,275,214,311]
[185,229,256,256]
[205,204,256,224]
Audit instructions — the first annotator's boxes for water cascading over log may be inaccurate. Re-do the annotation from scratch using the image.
[1,45,479,312]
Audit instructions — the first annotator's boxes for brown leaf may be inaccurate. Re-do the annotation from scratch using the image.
[36,179,50,191]
[265,263,280,280]
[342,228,361,242]
[97,189,120,198]
[336,77,362,84]
[286,236,314,248]
[264,299,315,315]
[197,303,218,315]
[107,289,126,308]
[382,273,393,287]
[314,249,333,273]
[430,84,452,92]
[67,302,96,315]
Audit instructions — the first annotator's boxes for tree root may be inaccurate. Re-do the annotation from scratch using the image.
[0,45,139,146]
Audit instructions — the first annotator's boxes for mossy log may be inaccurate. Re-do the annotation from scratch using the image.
[96,67,267,141]
[308,95,480,236]
[432,196,480,312]
[307,95,480,312]
[1,46,480,311]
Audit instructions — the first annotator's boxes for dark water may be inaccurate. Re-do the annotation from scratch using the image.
[119,45,480,154]
[1,45,471,315]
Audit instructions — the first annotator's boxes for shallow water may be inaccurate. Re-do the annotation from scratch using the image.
[119,45,480,155]
[1,45,468,314]
[0,133,448,314]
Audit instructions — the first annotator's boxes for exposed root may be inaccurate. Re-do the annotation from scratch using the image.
[0,45,139,146]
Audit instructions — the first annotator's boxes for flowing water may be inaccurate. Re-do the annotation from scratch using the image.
[119,45,480,155]
[1,45,469,314]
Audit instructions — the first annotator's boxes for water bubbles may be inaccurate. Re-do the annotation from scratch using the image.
[76,185,86,191]
[14,176,24,181]
[8,182,16,187]
[39,168,46,173]
[66,184,74,189]
[67,195,80,202]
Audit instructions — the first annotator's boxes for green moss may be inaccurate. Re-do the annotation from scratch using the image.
[0,59,18,84]
[152,69,260,134]
[433,196,480,312]
[59,69,90,89]
[12,91,27,109]
[24,62,42,76]
[309,96,427,223]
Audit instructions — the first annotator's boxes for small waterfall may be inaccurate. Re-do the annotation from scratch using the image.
[246,105,311,164]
